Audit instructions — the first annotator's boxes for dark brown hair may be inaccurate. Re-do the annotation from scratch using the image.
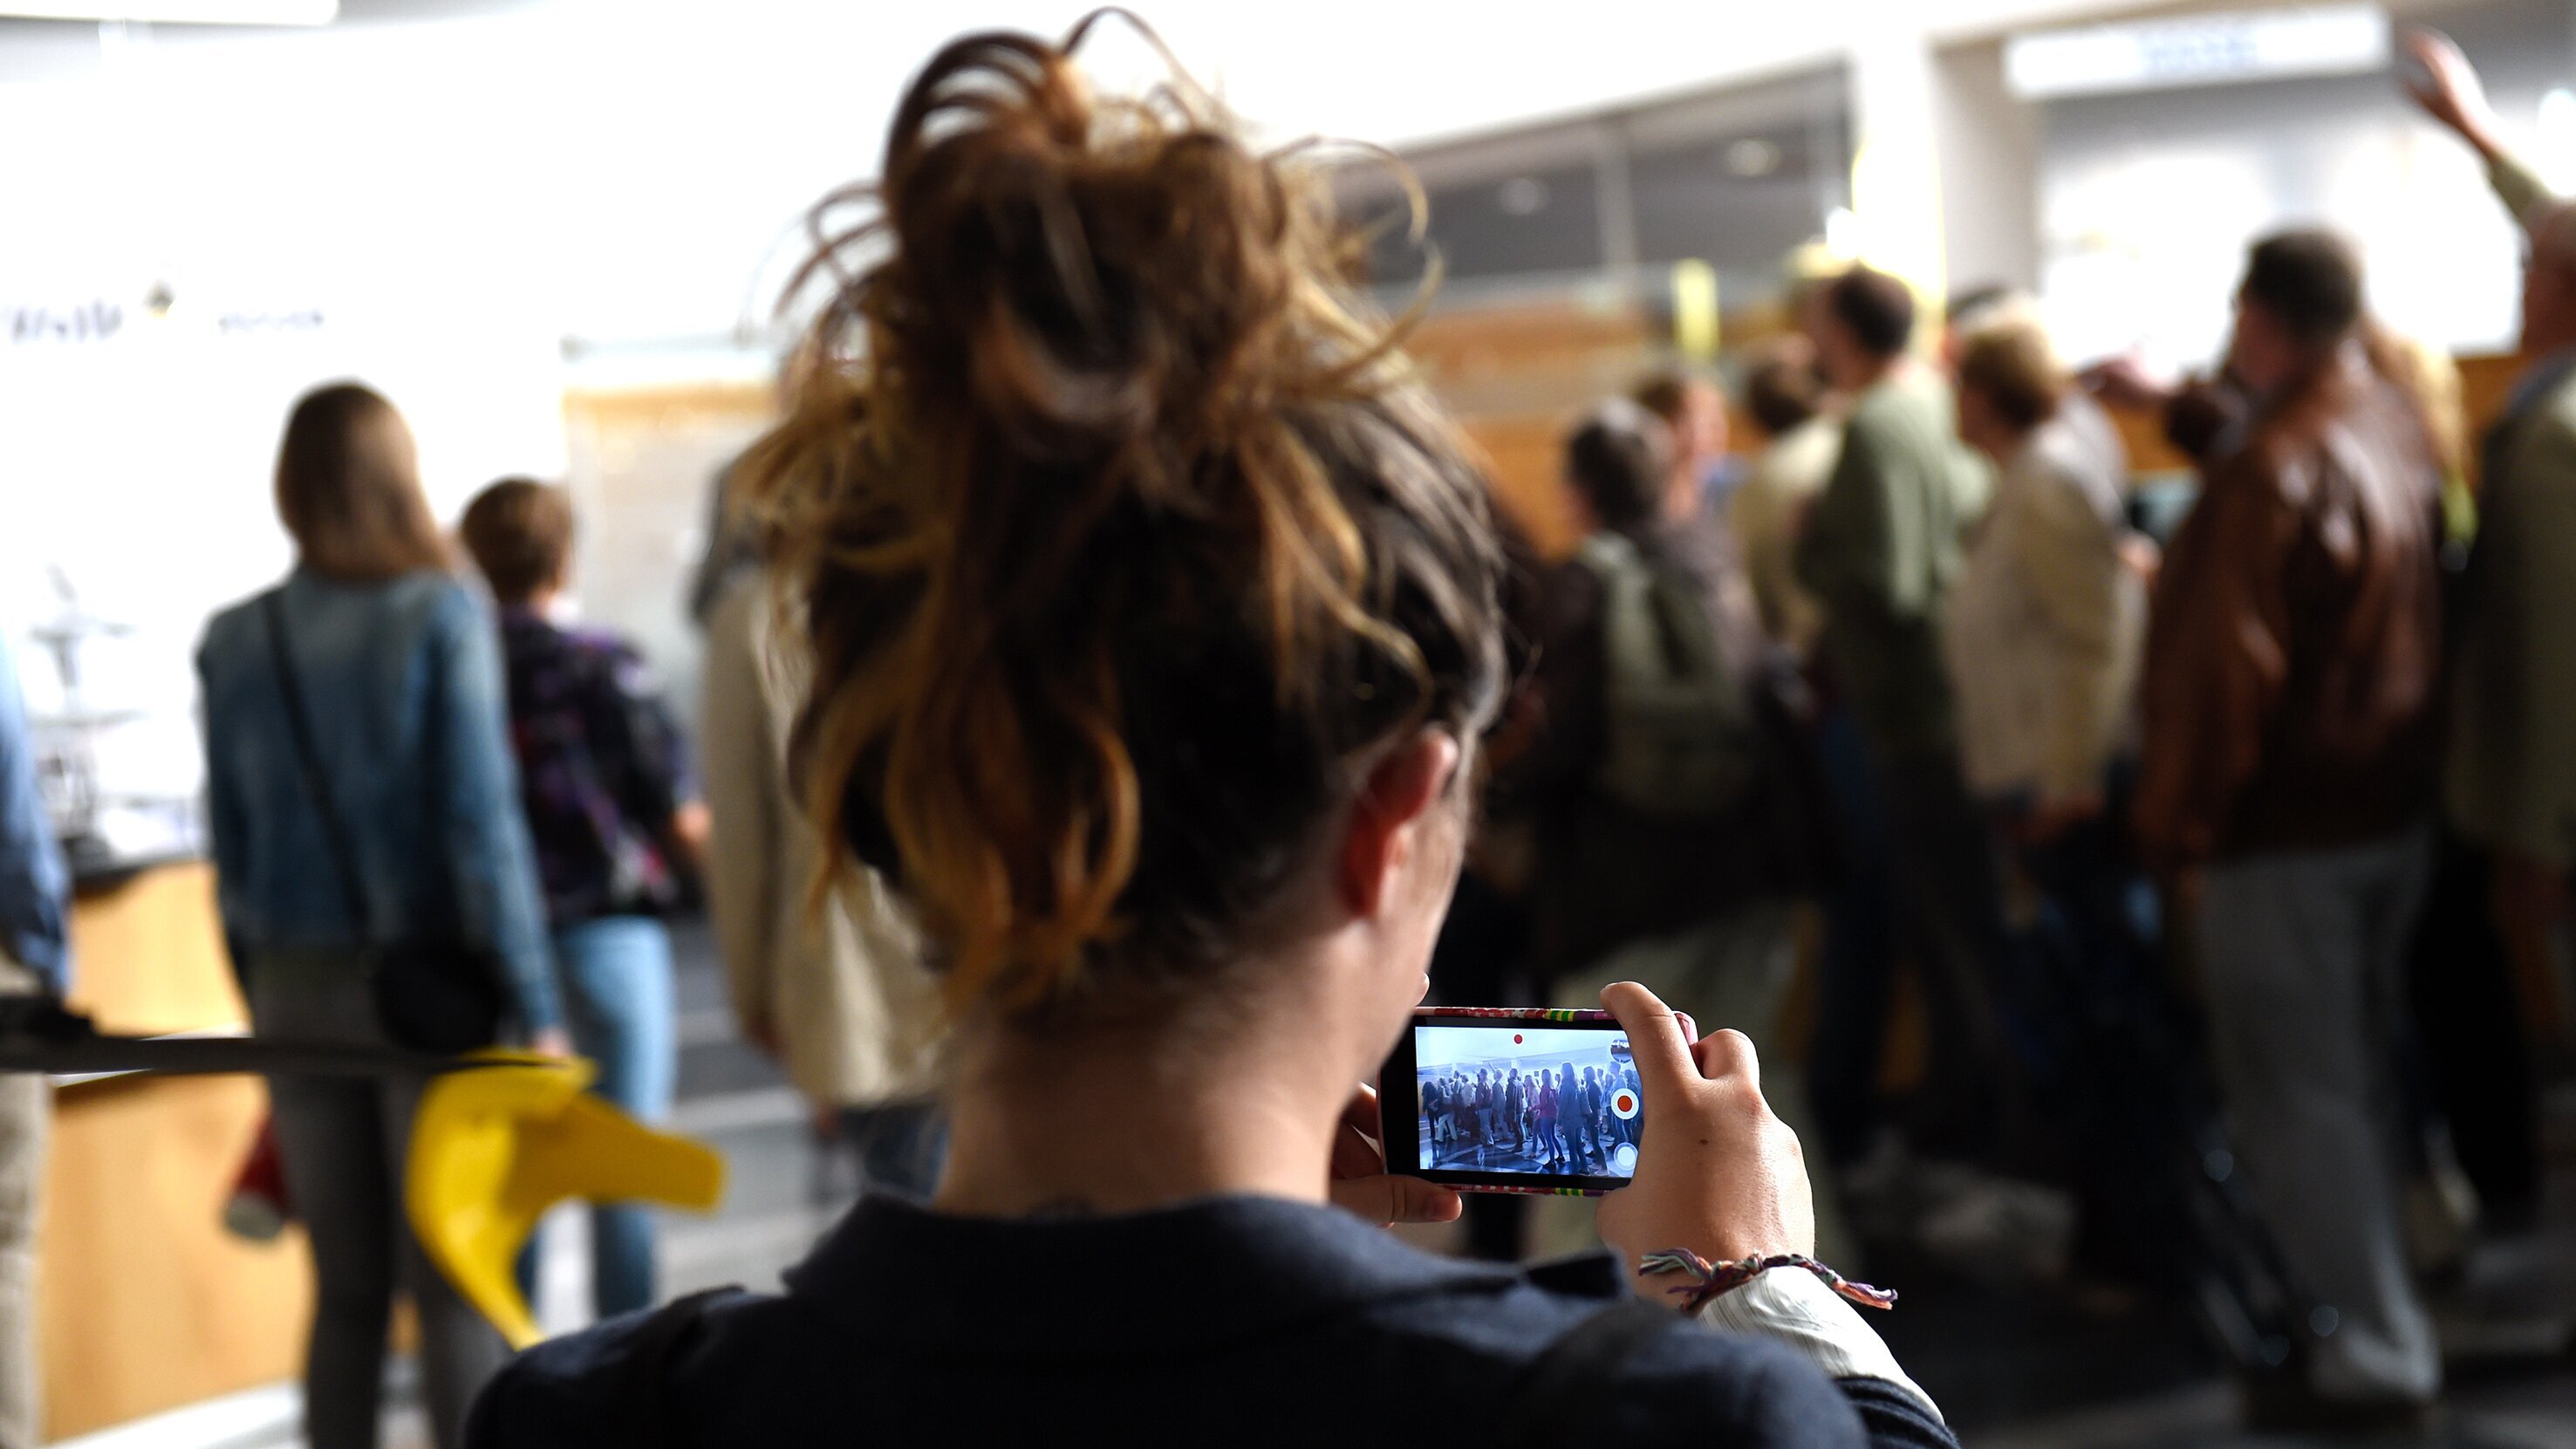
[1955,318,2065,434]
[1629,371,1698,429]
[274,382,448,582]
[1823,264,1916,359]
[459,477,575,605]
[2241,229,2363,348]
[735,17,1507,1016]
[1563,398,1671,535]
[1743,341,1824,437]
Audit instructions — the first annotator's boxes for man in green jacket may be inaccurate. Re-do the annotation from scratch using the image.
[2408,28,2576,1056]
[1793,264,2012,1166]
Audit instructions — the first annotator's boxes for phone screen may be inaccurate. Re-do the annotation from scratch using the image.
[1384,1013,1643,1193]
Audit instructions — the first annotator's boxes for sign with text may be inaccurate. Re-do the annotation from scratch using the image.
[2006,4,2390,102]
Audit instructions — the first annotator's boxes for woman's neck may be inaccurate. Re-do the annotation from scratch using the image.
[932,998,1350,1220]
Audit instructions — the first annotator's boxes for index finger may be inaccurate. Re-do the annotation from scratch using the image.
[1601,981,1699,1096]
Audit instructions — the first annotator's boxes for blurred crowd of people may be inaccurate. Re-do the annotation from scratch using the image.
[1421,1060,1645,1173]
[1433,29,2576,1433]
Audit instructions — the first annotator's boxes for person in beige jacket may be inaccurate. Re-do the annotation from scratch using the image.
[1944,317,2144,829]
[700,569,946,1193]
[1945,315,2156,1019]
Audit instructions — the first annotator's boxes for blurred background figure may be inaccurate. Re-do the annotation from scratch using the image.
[2130,231,2448,1431]
[196,384,562,1449]
[694,502,945,1200]
[1947,313,2149,986]
[2408,30,2576,1215]
[1509,396,1844,1261]
[0,634,68,1449]
[1632,368,1737,514]
[1794,264,2016,1174]
[1727,338,1840,657]
[458,478,702,1322]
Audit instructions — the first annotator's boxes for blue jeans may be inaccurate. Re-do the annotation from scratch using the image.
[523,916,676,1320]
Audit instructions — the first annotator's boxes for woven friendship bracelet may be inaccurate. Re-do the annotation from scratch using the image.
[1638,1248,1900,1315]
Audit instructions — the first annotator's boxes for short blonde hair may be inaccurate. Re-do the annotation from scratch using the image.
[1955,318,2066,434]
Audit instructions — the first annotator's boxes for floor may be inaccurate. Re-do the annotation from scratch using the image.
[68,919,2576,1448]
[1882,1079,2576,1448]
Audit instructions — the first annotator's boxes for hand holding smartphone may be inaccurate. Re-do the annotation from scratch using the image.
[1377,986,1815,1288]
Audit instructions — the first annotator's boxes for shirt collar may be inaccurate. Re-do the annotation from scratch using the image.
[782,1193,1526,1357]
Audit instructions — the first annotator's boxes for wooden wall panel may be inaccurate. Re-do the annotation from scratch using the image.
[41,1076,311,1441]
[1461,415,1585,560]
[65,865,243,1035]
[40,864,310,1441]
[1410,299,1661,562]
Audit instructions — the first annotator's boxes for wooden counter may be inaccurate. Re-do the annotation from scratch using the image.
[43,862,313,1442]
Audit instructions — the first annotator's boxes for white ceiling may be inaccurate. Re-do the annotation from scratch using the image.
[0,0,2499,349]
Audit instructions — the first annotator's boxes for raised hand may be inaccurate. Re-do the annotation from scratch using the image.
[2401,26,2503,161]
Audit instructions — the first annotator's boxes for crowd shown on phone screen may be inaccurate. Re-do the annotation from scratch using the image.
[1418,1058,1644,1175]
[3,13,2574,1449]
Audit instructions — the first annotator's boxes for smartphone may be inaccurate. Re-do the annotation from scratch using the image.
[1377,1008,1648,1196]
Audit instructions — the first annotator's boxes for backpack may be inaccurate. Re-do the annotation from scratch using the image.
[1572,532,1758,818]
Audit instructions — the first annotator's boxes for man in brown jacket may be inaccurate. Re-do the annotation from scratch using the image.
[2131,231,2445,1427]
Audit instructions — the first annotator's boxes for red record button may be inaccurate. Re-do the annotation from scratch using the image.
[1610,1090,1639,1120]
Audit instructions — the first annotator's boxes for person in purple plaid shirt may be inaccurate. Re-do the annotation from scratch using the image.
[462,477,706,1322]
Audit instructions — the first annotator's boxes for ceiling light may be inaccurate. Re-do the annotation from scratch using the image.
[1497,176,1549,217]
[0,1,336,23]
[1724,139,1781,178]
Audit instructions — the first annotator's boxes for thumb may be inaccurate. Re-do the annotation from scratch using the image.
[1601,981,1698,1097]
[1329,1173,1462,1228]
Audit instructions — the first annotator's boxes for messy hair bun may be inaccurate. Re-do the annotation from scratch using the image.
[739,14,1507,1015]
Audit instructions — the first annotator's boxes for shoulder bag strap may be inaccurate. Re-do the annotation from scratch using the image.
[261,591,378,945]
[1503,1297,1684,1449]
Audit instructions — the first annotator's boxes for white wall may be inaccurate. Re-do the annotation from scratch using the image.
[2033,0,2576,373]
[1937,38,2045,294]
[0,10,584,816]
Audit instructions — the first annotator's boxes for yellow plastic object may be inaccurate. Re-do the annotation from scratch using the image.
[406,1053,726,1349]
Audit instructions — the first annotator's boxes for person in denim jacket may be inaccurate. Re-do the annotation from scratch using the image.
[197,381,562,1449]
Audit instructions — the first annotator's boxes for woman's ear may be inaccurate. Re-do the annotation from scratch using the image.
[1337,730,1463,920]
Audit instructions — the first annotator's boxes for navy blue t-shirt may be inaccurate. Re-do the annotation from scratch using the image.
[468,1194,1954,1448]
